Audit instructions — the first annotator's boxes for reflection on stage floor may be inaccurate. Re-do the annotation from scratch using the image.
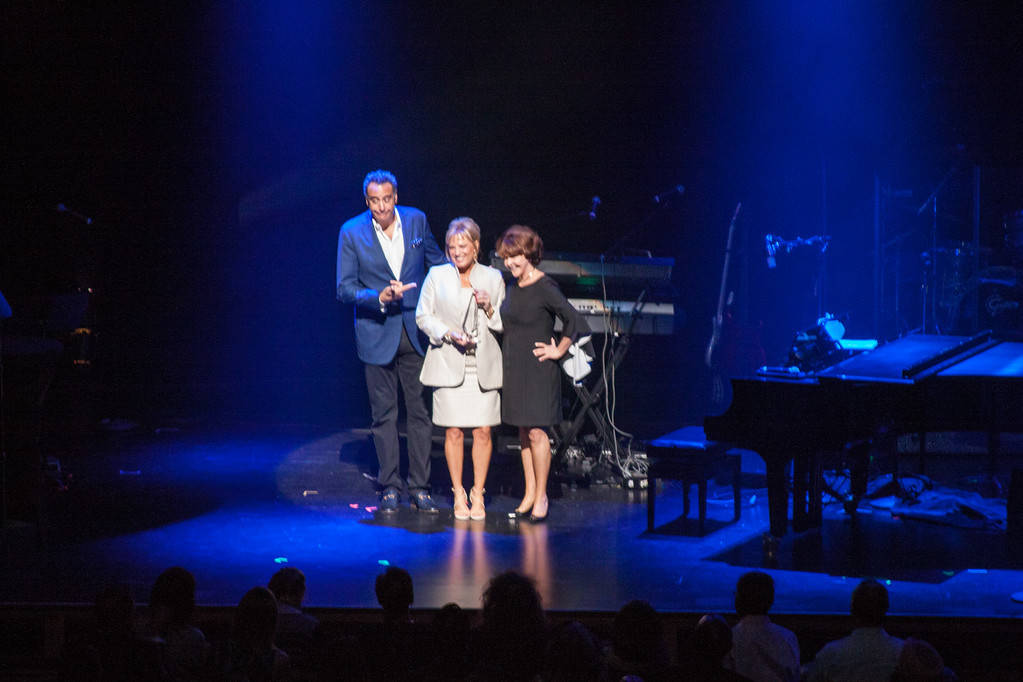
[2,425,1023,622]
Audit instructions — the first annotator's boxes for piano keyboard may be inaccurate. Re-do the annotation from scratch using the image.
[562,298,675,335]
[490,250,675,300]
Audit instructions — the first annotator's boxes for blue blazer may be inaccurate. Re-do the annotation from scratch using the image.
[336,207,446,365]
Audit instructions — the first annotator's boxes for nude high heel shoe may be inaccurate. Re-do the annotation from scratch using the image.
[452,487,470,521]
[469,487,486,520]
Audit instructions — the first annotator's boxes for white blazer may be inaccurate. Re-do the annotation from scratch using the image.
[416,262,505,390]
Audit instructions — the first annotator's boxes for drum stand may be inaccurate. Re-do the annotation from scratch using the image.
[917,163,960,334]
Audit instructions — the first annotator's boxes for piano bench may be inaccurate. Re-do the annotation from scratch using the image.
[646,426,741,535]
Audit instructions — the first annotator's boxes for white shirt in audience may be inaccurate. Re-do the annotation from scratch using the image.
[803,626,904,682]
[726,614,801,682]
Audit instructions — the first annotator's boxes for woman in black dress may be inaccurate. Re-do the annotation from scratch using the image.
[495,225,586,522]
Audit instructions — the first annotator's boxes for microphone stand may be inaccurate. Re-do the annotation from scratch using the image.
[539,209,597,226]
[882,231,913,338]
[1,324,6,538]
[602,199,674,262]
[535,197,603,228]
[0,290,8,550]
[0,290,9,543]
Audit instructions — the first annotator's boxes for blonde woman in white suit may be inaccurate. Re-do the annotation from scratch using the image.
[417,217,506,520]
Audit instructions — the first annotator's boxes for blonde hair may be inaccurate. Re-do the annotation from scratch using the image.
[446,217,482,262]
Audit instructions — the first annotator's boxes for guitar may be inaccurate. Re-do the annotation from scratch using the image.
[705,202,742,370]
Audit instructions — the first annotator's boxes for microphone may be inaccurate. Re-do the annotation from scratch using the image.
[765,234,778,269]
[588,196,601,221]
[56,203,94,225]
[653,184,685,204]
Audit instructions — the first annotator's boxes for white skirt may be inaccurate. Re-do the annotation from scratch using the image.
[432,355,501,427]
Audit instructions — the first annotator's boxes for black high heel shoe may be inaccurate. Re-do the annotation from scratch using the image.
[528,498,549,523]
[509,498,535,520]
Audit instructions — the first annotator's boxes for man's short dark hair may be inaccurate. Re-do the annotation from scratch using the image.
[612,599,663,664]
[851,579,889,625]
[375,566,413,613]
[268,566,306,603]
[481,570,545,635]
[693,613,733,663]
[735,571,774,617]
[235,587,279,649]
[150,566,196,627]
[363,169,398,195]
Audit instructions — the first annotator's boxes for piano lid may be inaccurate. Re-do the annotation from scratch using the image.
[938,341,1023,377]
[815,332,993,383]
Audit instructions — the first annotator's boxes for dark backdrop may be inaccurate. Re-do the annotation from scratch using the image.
[3,1,1021,434]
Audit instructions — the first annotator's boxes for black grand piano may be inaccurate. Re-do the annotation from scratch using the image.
[704,331,1023,538]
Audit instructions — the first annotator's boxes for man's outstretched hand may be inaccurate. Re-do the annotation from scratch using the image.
[380,280,417,304]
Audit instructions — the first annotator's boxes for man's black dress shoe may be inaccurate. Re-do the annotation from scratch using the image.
[409,489,439,513]
[379,487,400,513]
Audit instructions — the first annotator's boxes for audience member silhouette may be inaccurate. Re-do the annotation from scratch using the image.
[415,602,473,681]
[61,583,163,681]
[145,566,210,681]
[375,565,415,624]
[803,579,905,682]
[544,619,607,682]
[469,570,548,681]
[216,586,289,682]
[347,565,433,681]
[676,613,752,681]
[890,637,958,682]
[48,568,988,681]
[267,566,318,664]
[603,599,670,682]
[725,571,800,682]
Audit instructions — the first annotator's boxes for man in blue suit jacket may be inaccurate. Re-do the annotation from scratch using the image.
[337,170,446,512]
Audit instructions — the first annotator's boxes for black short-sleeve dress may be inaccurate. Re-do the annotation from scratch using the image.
[500,275,586,426]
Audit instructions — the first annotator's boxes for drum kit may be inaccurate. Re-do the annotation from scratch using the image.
[932,210,1023,334]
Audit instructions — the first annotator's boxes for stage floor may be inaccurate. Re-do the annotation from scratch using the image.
[3,423,1023,621]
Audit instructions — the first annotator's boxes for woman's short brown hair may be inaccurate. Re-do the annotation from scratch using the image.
[495,224,543,265]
